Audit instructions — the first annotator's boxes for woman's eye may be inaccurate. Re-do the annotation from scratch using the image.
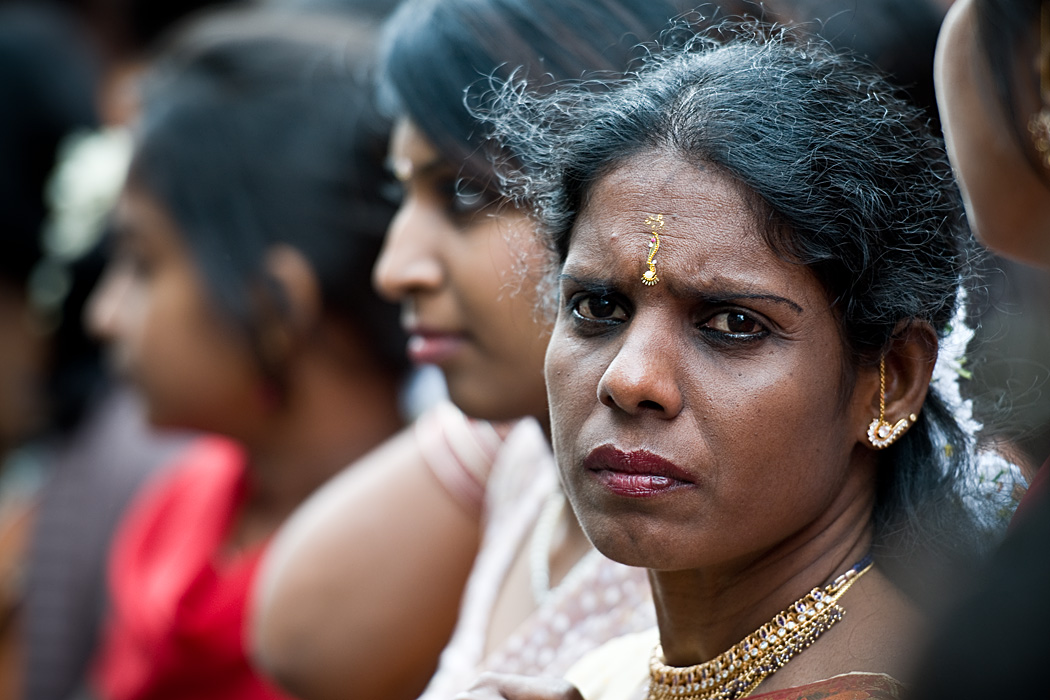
[703,311,766,337]
[573,295,628,322]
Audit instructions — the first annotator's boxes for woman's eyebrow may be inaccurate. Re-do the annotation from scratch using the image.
[692,289,804,314]
[559,272,804,314]
[713,289,802,314]
[558,272,614,289]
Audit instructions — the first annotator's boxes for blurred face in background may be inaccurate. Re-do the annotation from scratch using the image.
[87,183,270,435]
[373,119,551,423]
[0,280,48,453]
[934,0,1050,265]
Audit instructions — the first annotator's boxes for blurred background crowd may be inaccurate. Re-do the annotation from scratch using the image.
[0,0,1047,699]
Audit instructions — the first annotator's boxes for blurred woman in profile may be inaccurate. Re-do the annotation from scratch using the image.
[908,2,1050,697]
[81,10,407,699]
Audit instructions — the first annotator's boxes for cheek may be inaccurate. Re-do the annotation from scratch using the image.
[705,352,854,494]
[546,330,599,428]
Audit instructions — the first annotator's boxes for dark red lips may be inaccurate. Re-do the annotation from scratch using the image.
[582,446,694,497]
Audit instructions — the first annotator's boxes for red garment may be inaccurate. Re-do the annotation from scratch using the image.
[92,436,291,700]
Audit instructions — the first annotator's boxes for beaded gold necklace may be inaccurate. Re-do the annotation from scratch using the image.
[647,556,873,700]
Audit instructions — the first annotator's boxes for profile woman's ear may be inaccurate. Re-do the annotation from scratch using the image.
[258,244,323,366]
[857,321,938,449]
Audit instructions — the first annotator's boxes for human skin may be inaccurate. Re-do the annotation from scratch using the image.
[375,119,592,646]
[251,121,591,699]
[250,424,484,700]
[0,281,48,455]
[92,185,472,700]
[374,119,552,425]
[87,182,403,559]
[935,0,1050,266]
[457,152,934,699]
[88,186,273,435]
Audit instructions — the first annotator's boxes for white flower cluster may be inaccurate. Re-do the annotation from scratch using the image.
[933,289,1023,520]
[44,127,133,260]
[29,127,132,318]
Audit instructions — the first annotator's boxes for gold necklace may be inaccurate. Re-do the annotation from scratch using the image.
[647,556,873,700]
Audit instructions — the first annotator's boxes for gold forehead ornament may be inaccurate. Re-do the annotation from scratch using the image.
[641,214,664,285]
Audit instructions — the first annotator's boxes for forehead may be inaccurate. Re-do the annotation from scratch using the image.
[566,150,835,316]
[113,185,182,249]
[571,151,773,272]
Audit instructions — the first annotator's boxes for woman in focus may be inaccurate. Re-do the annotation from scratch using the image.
[465,24,1007,700]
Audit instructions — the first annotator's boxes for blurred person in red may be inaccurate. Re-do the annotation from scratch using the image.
[79,8,407,699]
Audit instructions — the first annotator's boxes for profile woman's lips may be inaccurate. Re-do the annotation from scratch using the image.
[582,446,694,498]
[405,326,467,365]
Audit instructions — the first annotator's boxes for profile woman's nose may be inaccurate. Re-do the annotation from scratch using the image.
[372,200,444,302]
[596,323,683,418]
[84,266,131,342]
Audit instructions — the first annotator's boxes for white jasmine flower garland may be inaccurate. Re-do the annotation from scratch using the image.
[29,127,132,319]
[933,289,1023,522]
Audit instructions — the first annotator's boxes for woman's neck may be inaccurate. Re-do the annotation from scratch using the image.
[649,493,875,668]
[227,355,403,553]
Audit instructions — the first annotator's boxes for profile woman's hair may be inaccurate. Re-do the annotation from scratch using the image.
[376,0,776,188]
[130,9,405,383]
[483,23,1009,596]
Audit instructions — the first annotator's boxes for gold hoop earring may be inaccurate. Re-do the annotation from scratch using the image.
[867,357,917,449]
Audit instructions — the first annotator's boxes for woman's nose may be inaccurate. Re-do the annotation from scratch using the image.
[372,198,444,302]
[597,318,684,418]
[84,266,131,342]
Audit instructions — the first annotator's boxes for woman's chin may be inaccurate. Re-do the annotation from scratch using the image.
[444,375,542,423]
[579,511,697,571]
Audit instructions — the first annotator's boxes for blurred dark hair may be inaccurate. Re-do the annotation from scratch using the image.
[131,9,406,384]
[485,23,1005,596]
[0,2,97,285]
[774,0,947,126]
[974,0,1049,183]
[56,0,239,60]
[264,0,399,22]
[377,0,776,189]
[0,2,103,431]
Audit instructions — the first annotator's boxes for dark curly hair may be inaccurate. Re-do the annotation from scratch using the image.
[483,23,1008,596]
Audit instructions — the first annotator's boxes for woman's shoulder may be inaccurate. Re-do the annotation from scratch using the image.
[564,627,657,700]
[484,416,557,518]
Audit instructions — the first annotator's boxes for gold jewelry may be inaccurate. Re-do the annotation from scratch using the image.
[642,214,664,285]
[866,357,917,449]
[1029,2,1050,169]
[647,556,873,700]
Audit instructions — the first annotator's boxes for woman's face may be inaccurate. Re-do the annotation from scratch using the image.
[87,185,269,434]
[373,119,551,422]
[547,152,877,572]
[934,0,1050,265]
